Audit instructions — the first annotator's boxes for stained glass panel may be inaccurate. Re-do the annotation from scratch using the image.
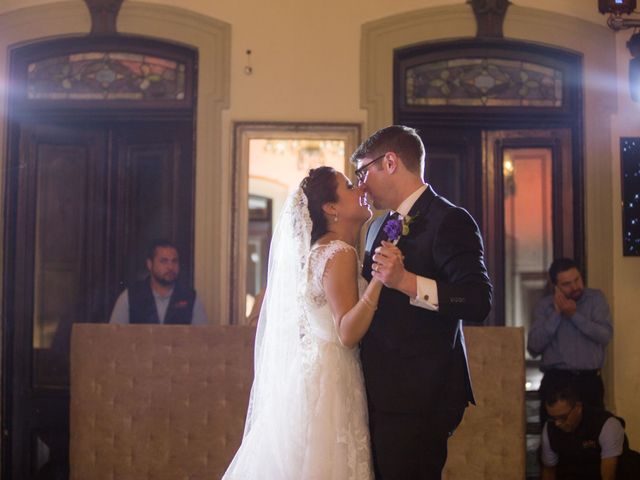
[406,58,563,107]
[27,52,186,101]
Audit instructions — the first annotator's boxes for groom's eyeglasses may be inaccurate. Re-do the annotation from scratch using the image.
[355,154,385,183]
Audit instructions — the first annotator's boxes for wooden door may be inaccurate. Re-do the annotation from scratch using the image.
[4,124,107,479]
[110,122,195,307]
[415,127,482,222]
[3,120,194,479]
[407,126,577,328]
[482,128,575,327]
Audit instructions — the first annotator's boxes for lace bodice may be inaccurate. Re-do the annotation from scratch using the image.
[303,240,366,346]
[305,240,359,305]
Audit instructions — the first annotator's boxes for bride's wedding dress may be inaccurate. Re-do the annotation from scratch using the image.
[222,239,373,480]
[299,240,372,478]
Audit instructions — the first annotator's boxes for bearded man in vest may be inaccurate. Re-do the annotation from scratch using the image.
[109,239,208,325]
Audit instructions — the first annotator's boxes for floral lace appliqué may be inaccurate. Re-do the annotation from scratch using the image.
[305,240,358,308]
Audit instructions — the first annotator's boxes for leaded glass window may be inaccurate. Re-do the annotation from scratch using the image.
[27,52,186,101]
[406,58,563,107]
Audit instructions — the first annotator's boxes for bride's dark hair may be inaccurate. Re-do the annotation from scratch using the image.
[300,166,338,245]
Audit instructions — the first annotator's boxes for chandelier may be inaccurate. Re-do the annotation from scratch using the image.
[263,139,346,172]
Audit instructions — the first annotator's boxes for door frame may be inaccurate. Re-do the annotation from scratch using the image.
[0,0,233,367]
[230,122,361,325]
[1,34,198,479]
[393,37,585,325]
[483,128,575,326]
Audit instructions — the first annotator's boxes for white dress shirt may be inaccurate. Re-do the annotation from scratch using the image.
[392,185,439,312]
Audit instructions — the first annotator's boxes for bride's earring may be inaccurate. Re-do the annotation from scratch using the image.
[334,213,339,223]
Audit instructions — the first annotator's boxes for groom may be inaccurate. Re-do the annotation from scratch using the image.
[352,125,492,479]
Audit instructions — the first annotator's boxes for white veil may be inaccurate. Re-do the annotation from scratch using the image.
[224,186,312,478]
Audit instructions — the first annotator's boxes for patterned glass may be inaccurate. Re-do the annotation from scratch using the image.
[406,58,563,107]
[27,52,186,101]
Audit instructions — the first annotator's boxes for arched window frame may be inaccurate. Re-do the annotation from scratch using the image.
[10,35,197,116]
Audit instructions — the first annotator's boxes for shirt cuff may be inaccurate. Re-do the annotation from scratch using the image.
[410,276,439,311]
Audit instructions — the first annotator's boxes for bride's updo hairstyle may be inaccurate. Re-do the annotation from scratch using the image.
[300,166,338,246]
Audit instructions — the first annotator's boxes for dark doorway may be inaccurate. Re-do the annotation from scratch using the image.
[394,38,584,324]
[2,36,197,480]
[394,38,584,480]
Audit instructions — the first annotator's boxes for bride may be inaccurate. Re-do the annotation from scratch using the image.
[223,166,400,479]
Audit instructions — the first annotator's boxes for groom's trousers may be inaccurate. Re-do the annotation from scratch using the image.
[369,406,465,480]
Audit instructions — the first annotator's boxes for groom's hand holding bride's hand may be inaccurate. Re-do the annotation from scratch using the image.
[372,241,419,298]
[372,241,408,288]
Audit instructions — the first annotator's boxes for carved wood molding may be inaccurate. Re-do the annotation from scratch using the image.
[468,0,511,38]
[84,0,124,35]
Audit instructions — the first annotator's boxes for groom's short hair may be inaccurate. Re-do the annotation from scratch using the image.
[351,125,425,176]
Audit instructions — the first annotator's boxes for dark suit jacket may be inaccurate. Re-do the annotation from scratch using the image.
[360,185,492,414]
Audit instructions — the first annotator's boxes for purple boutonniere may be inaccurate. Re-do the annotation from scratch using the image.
[383,212,418,244]
[173,300,189,308]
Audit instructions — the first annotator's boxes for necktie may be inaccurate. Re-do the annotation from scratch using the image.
[364,212,399,281]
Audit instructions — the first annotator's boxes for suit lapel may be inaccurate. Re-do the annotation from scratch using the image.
[393,185,438,247]
[362,186,439,278]
[362,212,390,281]
[365,213,389,255]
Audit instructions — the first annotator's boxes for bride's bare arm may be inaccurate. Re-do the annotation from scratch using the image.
[323,248,383,348]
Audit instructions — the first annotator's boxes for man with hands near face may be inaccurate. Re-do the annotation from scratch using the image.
[528,258,613,422]
[353,125,492,480]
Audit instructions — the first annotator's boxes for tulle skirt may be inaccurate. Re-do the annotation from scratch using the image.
[222,338,373,480]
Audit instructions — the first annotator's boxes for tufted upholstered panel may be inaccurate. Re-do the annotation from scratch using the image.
[71,324,524,479]
[444,326,526,479]
[70,324,255,480]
